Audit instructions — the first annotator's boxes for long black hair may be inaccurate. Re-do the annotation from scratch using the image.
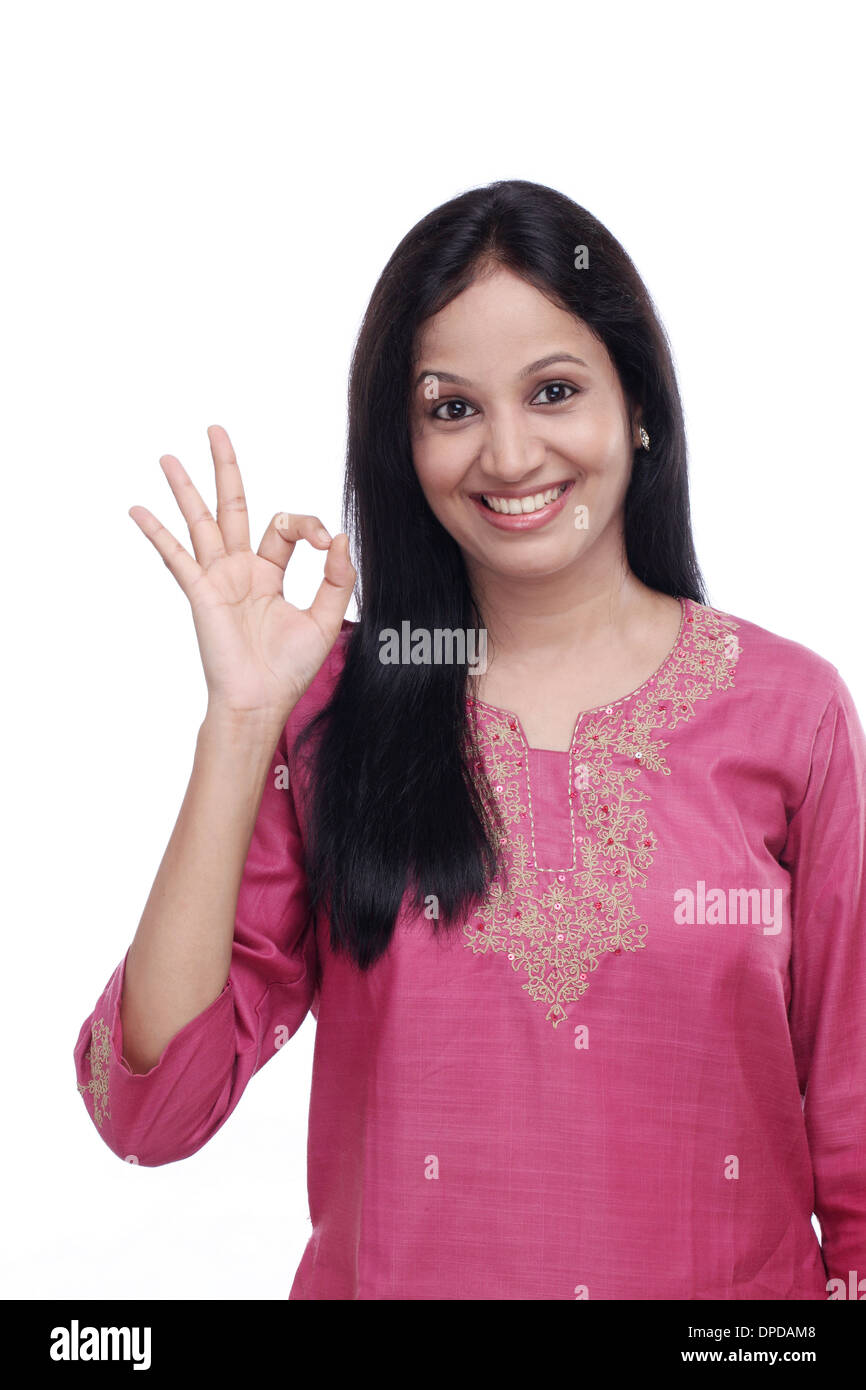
[292,178,707,969]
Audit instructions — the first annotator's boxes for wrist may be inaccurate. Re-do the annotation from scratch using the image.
[198,703,289,753]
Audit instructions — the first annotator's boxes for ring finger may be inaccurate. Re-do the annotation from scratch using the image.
[158,454,227,567]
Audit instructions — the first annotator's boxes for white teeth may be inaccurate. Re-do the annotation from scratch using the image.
[481,483,568,514]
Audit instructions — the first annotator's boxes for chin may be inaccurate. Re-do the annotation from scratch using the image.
[484,542,589,577]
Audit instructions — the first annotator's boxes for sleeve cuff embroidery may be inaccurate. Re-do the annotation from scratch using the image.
[77,1017,112,1129]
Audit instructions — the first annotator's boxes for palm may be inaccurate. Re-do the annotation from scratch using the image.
[130,425,355,725]
[189,550,339,715]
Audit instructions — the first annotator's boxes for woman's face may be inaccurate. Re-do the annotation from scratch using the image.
[408,265,643,585]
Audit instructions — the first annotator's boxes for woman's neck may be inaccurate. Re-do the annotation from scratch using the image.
[470,562,659,669]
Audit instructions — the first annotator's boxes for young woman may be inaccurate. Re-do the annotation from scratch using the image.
[74,179,866,1301]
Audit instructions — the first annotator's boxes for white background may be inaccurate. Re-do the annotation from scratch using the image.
[2,0,863,1298]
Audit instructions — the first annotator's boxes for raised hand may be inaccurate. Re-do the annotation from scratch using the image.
[129,423,356,727]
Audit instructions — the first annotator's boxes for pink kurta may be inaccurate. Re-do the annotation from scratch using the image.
[74,598,866,1299]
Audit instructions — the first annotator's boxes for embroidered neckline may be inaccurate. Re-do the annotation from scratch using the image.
[463,599,742,1028]
[469,595,688,750]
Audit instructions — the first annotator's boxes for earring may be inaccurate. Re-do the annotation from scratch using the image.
[639,427,650,451]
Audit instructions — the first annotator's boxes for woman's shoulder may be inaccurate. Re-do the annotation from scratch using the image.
[693,597,844,707]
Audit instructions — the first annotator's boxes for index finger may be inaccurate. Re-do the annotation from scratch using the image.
[207,424,251,553]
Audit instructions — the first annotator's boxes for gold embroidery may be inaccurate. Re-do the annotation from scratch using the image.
[77,1017,112,1128]
[463,600,741,1027]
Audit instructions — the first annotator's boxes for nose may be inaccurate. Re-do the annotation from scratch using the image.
[478,406,547,484]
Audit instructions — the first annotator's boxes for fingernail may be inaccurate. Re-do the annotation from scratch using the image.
[276,514,289,531]
[316,526,331,542]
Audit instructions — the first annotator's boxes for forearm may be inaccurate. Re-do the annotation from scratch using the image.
[120,709,288,1073]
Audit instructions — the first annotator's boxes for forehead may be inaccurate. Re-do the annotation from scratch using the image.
[413,267,606,373]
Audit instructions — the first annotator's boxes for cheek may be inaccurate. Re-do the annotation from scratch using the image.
[412,434,469,502]
[572,411,631,476]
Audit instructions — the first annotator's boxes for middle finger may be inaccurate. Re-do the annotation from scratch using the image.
[208,423,252,554]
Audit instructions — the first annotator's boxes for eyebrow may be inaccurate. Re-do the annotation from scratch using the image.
[413,352,589,390]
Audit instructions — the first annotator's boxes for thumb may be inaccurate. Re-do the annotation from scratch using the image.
[307,532,356,641]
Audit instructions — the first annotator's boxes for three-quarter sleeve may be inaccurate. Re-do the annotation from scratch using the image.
[73,725,318,1167]
[783,668,866,1291]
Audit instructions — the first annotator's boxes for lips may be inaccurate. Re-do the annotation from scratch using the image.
[478,481,569,515]
[468,479,576,533]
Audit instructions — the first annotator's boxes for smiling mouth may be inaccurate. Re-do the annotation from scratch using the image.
[474,481,572,515]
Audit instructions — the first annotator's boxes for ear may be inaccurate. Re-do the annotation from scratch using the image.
[630,405,644,450]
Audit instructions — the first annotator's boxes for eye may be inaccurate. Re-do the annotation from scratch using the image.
[430,398,479,422]
[531,381,578,406]
[428,381,579,421]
